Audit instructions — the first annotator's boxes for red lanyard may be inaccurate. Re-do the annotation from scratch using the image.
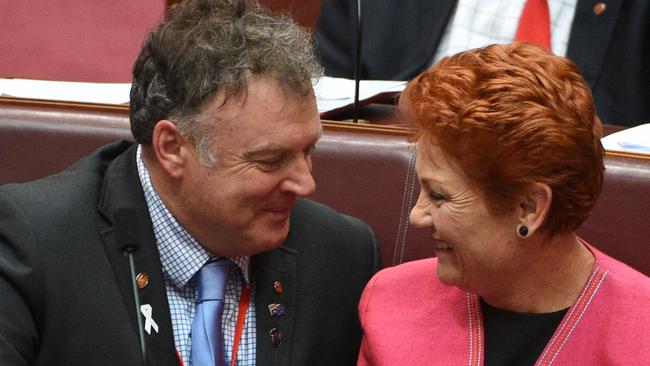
[176,285,251,366]
[230,285,251,366]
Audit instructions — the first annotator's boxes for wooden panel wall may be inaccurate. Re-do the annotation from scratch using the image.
[165,0,322,29]
[258,0,322,29]
[0,0,166,82]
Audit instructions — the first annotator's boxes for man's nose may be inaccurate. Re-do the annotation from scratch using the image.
[282,156,316,197]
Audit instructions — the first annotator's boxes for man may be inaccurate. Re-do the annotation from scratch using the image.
[315,0,650,127]
[0,0,379,365]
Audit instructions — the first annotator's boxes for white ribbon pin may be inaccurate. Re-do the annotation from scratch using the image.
[140,304,159,335]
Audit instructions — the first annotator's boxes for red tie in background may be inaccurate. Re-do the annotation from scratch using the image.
[515,0,551,51]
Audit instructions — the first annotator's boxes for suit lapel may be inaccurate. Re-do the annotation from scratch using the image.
[567,0,624,88]
[97,144,178,366]
[416,0,457,67]
[253,245,297,366]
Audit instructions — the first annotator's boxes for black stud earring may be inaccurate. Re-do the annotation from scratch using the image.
[517,225,529,238]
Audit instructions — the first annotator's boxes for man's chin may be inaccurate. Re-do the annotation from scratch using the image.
[242,224,290,256]
[266,225,291,248]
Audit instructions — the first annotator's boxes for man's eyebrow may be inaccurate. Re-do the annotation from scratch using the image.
[244,124,322,158]
[243,144,287,158]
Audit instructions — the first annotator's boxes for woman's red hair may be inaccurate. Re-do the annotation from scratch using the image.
[402,42,604,236]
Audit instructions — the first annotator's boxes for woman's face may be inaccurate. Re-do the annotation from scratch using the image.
[409,141,520,293]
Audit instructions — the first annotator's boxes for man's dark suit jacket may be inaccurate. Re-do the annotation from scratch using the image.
[0,141,380,365]
[315,0,650,127]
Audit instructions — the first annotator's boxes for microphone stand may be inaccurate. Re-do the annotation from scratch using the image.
[353,0,362,123]
[125,246,147,365]
[115,209,147,365]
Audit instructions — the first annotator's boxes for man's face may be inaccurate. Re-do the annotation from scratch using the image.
[174,76,321,256]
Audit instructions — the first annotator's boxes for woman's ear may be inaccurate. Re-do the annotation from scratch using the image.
[150,120,190,178]
[516,183,552,238]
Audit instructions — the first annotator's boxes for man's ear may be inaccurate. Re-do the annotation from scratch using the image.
[150,120,190,178]
[517,183,553,238]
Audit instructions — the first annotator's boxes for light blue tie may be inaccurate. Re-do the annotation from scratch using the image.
[191,258,233,366]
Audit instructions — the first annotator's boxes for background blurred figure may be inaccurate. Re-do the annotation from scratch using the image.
[357,43,650,365]
[0,1,378,365]
[315,0,650,127]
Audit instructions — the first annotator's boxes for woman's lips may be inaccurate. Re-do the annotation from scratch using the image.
[435,242,454,254]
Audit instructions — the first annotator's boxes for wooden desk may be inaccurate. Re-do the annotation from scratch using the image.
[325,101,631,139]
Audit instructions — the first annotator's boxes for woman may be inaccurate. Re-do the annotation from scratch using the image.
[357,43,650,365]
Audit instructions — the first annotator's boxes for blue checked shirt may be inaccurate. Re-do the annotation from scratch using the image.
[136,146,256,366]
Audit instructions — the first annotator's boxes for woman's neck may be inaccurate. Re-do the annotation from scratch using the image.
[480,234,595,313]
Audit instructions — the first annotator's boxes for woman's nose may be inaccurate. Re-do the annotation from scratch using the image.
[409,195,434,228]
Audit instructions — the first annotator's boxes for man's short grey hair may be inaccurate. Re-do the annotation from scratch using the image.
[129,0,322,163]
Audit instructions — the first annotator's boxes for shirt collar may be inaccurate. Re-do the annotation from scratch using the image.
[135,145,250,287]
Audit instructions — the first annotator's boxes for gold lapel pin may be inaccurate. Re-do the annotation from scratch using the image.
[593,2,607,16]
[136,272,149,289]
[268,303,286,317]
[269,328,282,347]
[273,280,283,294]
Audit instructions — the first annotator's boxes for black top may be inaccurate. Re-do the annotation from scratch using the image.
[481,299,568,366]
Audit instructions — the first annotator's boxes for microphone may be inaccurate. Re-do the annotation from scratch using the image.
[114,208,147,365]
[352,0,362,123]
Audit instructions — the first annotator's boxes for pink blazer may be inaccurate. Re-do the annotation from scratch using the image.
[358,242,650,365]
